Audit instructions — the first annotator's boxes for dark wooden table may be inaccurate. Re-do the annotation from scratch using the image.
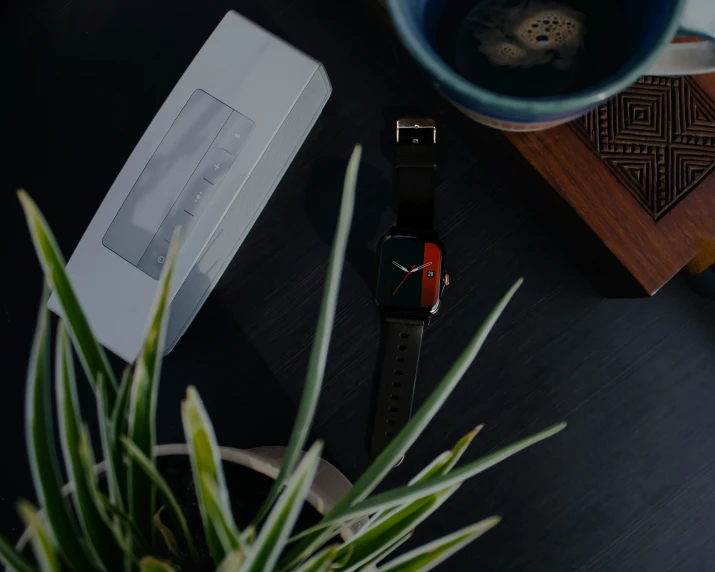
[5,0,715,570]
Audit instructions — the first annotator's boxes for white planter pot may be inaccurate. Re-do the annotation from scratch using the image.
[13,444,364,566]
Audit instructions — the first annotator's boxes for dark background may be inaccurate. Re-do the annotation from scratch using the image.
[4,0,715,569]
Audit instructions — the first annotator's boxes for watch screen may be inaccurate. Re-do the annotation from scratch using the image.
[376,236,442,310]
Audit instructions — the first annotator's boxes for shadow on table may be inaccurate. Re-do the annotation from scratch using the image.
[157,296,305,450]
[304,156,392,289]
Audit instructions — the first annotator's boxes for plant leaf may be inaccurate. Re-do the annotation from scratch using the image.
[153,507,182,560]
[77,427,141,565]
[128,232,178,542]
[200,474,242,555]
[281,279,524,568]
[362,451,453,535]
[139,557,176,572]
[254,145,361,524]
[18,190,117,396]
[181,386,233,564]
[112,366,132,437]
[96,374,123,512]
[368,425,483,531]
[216,551,245,572]
[240,526,256,546]
[243,441,324,572]
[377,517,501,572]
[293,544,339,572]
[356,532,413,572]
[111,366,133,503]
[335,485,460,571]
[120,437,194,558]
[441,425,483,473]
[17,501,60,572]
[25,287,93,571]
[306,422,566,529]
[0,534,35,572]
[56,323,122,570]
[98,496,150,554]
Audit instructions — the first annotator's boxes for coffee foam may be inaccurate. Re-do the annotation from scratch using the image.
[469,1,585,69]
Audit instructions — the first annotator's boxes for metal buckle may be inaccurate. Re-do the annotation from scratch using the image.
[396,118,436,143]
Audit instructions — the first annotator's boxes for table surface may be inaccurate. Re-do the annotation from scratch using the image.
[5,0,715,570]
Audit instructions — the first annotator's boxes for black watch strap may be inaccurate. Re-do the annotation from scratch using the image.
[369,318,425,459]
[394,119,437,233]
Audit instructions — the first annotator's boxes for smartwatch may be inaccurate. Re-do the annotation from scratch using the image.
[369,118,449,460]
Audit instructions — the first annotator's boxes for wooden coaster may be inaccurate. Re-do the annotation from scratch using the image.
[504,74,715,295]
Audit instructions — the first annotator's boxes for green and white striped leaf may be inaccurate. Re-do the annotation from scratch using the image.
[121,437,194,558]
[441,425,483,473]
[240,526,256,546]
[18,191,117,396]
[216,550,245,572]
[96,374,123,512]
[139,557,176,571]
[201,475,242,555]
[357,532,413,572]
[367,425,483,532]
[79,426,135,561]
[254,145,361,524]
[307,422,565,529]
[110,366,133,505]
[281,279,524,568]
[112,366,132,439]
[17,501,60,572]
[0,534,35,572]
[25,289,92,571]
[243,441,324,572]
[98,496,150,554]
[335,485,460,571]
[377,517,501,572]
[128,232,178,541]
[56,323,122,570]
[293,544,339,572]
[286,422,563,554]
[181,386,233,564]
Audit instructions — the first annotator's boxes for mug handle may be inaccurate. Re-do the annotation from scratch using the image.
[647,0,715,76]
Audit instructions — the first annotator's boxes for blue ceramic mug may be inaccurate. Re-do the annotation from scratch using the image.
[387,0,715,131]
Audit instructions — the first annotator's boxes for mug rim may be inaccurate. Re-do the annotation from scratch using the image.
[386,0,686,117]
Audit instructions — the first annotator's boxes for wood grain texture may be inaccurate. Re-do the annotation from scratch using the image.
[505,73,715,296]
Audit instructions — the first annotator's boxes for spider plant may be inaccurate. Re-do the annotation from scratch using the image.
[0,145,565,571]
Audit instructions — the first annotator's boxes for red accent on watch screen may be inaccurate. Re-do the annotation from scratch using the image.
[420,242,441,308]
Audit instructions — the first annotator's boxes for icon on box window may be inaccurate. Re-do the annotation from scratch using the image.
[427,270,435,278]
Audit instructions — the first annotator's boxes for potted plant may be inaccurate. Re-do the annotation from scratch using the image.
[0,146,565,571]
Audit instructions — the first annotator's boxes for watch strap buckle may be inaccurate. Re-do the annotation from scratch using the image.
[396,118,437,144]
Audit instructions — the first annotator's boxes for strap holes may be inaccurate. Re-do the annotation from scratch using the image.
[389,407,398,412]
[385,432,395,437]
[386,419,396,425]
[400,332,409,338]
[392,382,402,388]
[390,394,399,400]
[394,370,404,376]
[396,357,405,363]
[398,345,407,351]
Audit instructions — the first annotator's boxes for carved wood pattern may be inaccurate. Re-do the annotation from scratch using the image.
[570,76,715,220]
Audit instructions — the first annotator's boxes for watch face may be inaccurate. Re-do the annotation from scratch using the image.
[376,236,442,310]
